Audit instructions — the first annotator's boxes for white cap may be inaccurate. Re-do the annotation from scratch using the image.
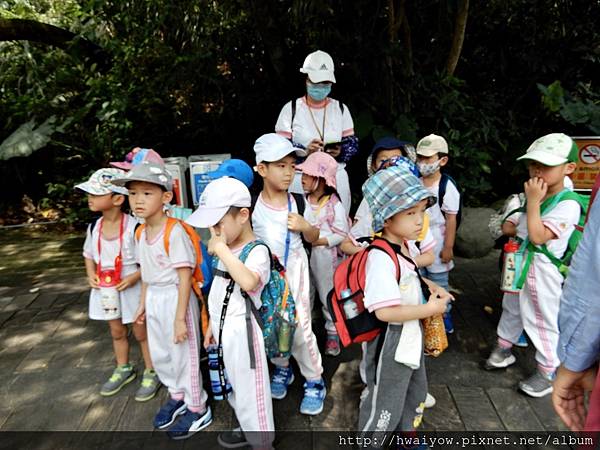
[186,177,251,228]
[517,133,578,166]
[254,133,306,165]
[299,50,336,84]
[416,134,449,157]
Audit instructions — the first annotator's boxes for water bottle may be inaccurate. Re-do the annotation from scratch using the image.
[278,320,292,354]
[207,345,231,400]
[500,239,521,293]
[341,289,360,320]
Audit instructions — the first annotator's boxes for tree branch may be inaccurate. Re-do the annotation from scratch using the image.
[446,0,469,76]
[0,18,110,70]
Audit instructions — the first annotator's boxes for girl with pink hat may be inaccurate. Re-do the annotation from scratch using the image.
[296,151,350,356]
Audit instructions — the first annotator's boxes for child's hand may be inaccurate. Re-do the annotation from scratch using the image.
[208,225,228,256]
[174,319,188,344]
[88,274,100,289]
[440,246,454,263]
[203,323,215,349]
[288,212,310,233]
[307,138,324,154]
[134,305,146,325]
[116,273,138,291]
[426,293,451,316]
[429,284,455,303]
[325,144,341,158]
[524,177,547,204]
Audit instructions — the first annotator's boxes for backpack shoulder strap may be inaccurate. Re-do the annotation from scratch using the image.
[291,192,305,216]
[339,101,345,115]
[134,223,146,241]
[163,217,179,255]
[291,98,297,127]
[438,173,449,208]
[369,238,402,282]
[239,240,270,264]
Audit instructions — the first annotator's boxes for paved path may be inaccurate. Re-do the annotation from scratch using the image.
[0,226,568,445]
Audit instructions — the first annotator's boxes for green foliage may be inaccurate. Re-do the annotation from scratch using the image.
[1,0,600,223]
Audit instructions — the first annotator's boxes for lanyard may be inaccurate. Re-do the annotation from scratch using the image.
[284,194,292,268]
[217,278,235,399]
[306,96,326,142]
[96,214,125,282]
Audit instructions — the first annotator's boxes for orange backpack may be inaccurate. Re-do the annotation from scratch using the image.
[135,217,209,335]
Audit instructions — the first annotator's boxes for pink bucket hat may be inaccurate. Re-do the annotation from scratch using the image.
[110,147,164,170]
[296,151,338,188]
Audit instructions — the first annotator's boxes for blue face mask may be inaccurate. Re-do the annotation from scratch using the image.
[306,83,331,101]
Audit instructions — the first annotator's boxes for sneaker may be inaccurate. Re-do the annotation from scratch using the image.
[484,345,516,370]
[324,334,341,357]
[217,427,250,448]
[519,371,554,398]
[135,368,161,402]
[443,312,454,334]
[271,366,294,400]
[300,379,326,415]
[515,333,529,348]
[424,392,436,408]
[166,407,213,440]
[153,398,187,429]
[100,364,136,396]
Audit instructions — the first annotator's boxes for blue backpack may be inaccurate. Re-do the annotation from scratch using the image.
[213,240,297,362]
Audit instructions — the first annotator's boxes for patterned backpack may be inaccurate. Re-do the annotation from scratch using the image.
[213,240,297,360]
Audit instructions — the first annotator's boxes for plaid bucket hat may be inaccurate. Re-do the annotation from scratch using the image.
[363,165,436,232]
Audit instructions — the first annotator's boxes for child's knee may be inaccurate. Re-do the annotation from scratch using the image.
[108,321,128,340]
[132,322,147,342]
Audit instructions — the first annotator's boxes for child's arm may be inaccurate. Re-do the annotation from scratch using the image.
[116,270,141,291]
[339,237,363,255]
[502,221,517,237]
[414,249,434,268]
[134,282,147,324]
[440,213,457,263]
[84,257,99,289]
[375,293,449,323]
[288,212,320,243]
[174,267,192,344]
[525,177,557,245]
[208,225,261,292]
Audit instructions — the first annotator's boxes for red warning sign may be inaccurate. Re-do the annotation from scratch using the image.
[572,137,600,190]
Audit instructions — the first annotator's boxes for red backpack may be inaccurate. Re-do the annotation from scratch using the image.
[327,238,401,347]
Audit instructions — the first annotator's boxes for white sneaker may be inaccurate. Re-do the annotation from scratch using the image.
[485,345,516,370]
[519,371,554,398]
[424,392,436,408]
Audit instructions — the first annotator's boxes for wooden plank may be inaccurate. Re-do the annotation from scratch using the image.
[28,292,59,309]
[14,342,61,372]
[3,308,40,328]
[422,384,465,431]
[79,396,129,431]
[1,293,38,313]
[115,388,168,431]
[526,396,569,431]
[487,387,545,431]
[449,386,505,431]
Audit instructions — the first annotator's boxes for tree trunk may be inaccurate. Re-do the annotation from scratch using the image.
[446,0,469,76]
[0,18,110,70]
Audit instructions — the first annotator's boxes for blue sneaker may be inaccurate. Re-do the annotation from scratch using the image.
[271,366,294,400]
[166,407,213,440]
[153,398,187,429]
[443,312,454,334]
[515,333,529,348]
[299,379,326,415]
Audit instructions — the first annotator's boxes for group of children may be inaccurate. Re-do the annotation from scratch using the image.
[75,129,583,445]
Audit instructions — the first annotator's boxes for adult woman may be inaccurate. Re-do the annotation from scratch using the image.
[275,50,359,212]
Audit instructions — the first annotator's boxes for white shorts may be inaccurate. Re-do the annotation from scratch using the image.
[88,264,141,324]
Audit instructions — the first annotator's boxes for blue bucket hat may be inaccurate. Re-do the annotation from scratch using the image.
[363,165,436,232]
[206,159,254,188]
[367,137,417,175]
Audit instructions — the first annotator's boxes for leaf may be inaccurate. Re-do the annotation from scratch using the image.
[0,116,56,160]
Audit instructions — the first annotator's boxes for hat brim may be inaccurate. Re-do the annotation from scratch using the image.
[110,161,133,170]
[300,69,336,84]
[373,188,436,232]
[186,206,229,229]
[517,151,568,167]
[75,181,128,196]
[416,148,447,157]
[257,148,307,164]
[111,175,171,191]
